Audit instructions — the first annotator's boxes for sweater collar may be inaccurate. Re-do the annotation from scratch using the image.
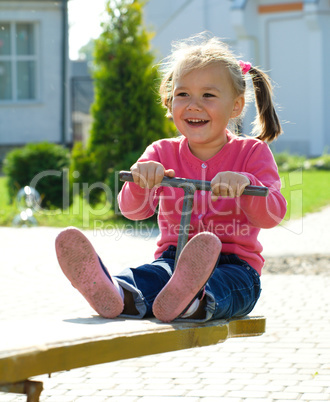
[180,130,236,164]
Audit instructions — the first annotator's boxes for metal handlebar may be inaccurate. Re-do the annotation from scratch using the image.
[119,171,268,197]
[119,170,268,266]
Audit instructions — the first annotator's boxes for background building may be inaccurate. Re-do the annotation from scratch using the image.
[0,0,70,162]
[144,0,330,156]
[70,60,94,146]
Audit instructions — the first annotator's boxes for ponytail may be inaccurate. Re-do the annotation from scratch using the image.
[248,67,282,142]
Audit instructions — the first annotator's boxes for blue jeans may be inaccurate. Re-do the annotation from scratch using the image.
[107,246,261,322]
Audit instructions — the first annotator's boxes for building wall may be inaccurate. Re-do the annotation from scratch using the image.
[0,0,69,153]
[255,0,329,156]
[144,0,330,156]
[145,0,236,60]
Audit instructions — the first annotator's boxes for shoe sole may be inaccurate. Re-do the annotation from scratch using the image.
[152,232,222,322]
[55,227,124,318]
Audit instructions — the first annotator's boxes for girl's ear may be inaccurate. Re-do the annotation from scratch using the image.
[231,94,245,118]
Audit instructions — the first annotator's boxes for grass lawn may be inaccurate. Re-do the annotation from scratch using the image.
[0,176,126,229]
[280,170,330,221]
[1,170,330,228]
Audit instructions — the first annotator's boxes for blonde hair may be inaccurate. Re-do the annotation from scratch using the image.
[159,33,282,143]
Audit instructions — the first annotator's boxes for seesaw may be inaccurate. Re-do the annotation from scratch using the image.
[0,172,267,401]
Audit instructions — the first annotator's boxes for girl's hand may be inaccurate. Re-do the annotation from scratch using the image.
[211,172,250,201]
[130,161,175,189]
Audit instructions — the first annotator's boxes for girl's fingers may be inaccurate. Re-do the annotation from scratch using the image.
[130,162,168,189]
[150,165,165,188]
[211,181,231,198]
[164,169,175,178]
[211,172,250,199]
[131,164,148,188]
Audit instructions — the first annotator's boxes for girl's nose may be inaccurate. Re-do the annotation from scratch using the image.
[187,98,202,111]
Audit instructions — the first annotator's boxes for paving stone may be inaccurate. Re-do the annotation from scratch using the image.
[1,223,330,402]
[300,394,330,401]
[227,390,270,398]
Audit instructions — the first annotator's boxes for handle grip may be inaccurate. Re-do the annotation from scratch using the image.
[119,171,268,197]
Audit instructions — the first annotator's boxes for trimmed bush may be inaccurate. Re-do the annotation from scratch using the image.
[273,152,305,171]
[308,154,330,170]
[273,152,330,172]
[3,142,70,208]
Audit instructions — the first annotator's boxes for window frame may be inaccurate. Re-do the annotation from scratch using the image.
[0,21,40,104]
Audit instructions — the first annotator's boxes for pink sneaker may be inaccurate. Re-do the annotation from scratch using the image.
[152,232,222,323]
[55,227,124,318]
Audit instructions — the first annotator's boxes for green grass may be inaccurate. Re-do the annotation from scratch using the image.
[0,176,14,226]
[1,170,330,228]
[280,170,330,222]
[0,176,128,229]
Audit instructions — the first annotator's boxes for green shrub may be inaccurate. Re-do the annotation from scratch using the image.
[308,154,330,170]
[3,142,70,208]
[107,150,144,213]
[273,152,305,171]
[70,142,103,205]
[274,152,330,172]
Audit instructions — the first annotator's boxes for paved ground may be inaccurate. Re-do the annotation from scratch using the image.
[0,206,330,401]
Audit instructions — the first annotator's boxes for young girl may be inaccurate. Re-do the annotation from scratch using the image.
[56,34,287,323]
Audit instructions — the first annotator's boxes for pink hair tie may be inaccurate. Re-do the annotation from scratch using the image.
[239,60,252,75]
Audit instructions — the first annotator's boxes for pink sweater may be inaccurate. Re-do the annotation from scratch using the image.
[118,131,287,275]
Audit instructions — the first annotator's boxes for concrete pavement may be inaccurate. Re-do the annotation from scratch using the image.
[0,207,329,401]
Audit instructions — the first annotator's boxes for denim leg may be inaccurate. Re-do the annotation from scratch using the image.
[204,255,261,321]
[114,246,177,319]
[99,246,260,321]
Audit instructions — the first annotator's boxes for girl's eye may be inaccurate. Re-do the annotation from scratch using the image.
[176,92,188,97]
[204,93,215,98]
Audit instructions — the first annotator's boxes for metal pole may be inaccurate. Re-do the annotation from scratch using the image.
[174,185,195,267]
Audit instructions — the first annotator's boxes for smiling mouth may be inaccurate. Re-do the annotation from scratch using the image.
[185,119,209,126]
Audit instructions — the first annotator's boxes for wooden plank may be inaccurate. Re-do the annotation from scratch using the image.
[0,316,265,384]
[258,2,303,14]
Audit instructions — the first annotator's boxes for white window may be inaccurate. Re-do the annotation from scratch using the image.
[0,22,38,102]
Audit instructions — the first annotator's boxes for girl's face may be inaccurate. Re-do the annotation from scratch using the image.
[172,63,244,160]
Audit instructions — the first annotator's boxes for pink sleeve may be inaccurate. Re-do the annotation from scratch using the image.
[117,143,161,221]
[236,142,287,228]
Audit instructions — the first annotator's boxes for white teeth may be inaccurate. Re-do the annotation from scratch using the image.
[187,119,207,123]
